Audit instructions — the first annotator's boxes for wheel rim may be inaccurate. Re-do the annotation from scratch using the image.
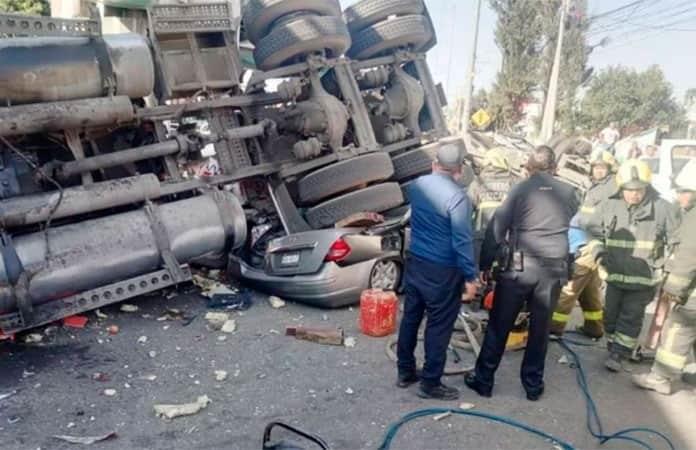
[370,260,400,290]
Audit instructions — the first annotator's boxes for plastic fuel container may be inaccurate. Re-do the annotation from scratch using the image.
[359,289,398,337]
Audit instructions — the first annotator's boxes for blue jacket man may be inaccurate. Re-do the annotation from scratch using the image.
[396,143,478,401]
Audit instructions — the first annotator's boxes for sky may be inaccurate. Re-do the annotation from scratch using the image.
[343,0,696,103]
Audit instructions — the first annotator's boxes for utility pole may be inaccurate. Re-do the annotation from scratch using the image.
[540,0,570,143]
[460,0,484,134]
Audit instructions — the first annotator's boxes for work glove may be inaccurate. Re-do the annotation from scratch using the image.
[662,292,686,305]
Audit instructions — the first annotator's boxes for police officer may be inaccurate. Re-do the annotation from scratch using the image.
[396,144,479,401]
[468,148,520,264]
[633,159,696,395]
[465,146,579,401]
[551,150,619,337]
[586,160,680,372]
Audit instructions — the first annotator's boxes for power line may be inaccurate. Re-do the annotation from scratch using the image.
[588,0,649,21]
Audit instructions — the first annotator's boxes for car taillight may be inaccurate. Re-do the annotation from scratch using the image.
[325,238,351,262]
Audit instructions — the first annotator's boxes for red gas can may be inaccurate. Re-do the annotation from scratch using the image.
[359,289,398,337]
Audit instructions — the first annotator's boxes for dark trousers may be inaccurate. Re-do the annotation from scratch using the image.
[397,255,464,386]
[474,258,566,393]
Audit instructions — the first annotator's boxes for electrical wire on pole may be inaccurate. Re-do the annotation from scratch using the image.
[460,0,483,135]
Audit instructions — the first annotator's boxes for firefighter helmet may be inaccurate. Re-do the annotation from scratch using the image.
[674,159,696,192]
[589,150,617,172]
[616,159,652,190]
[483,147,510,171]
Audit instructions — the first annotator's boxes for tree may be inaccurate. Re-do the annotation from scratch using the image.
[579,65,685,134]
[488,0,588,132]
[0,0,50,15]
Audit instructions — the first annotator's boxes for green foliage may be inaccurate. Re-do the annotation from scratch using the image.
[579,65,685,134]
[488,0,588,132]
[0,0,49,15]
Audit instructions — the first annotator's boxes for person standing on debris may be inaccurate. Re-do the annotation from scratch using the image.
[551,151,619,338]
[468,148,520,264]
[599,122,621,147]
[633,160,696,395]
[586,160,680,372]
[466,146,579,401]
[396,144,479,401]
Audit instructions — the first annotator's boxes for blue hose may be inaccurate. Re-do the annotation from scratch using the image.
[378,337,676,450]
[556,338,676,450]
[377,407,576,450]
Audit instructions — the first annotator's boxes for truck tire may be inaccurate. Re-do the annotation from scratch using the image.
[243,0,342,44]
[297,153,394,205]
[347,15,433,60]
[400,179,415,203]
[254,16,351,71]
[305,183,404,229]
[344,0,424,34]
[392,144,438,181]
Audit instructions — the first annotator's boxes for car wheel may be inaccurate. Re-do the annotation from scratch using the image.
[253,16,351,71]
[369,259,401,291]
[297,152,394,205]
[347,15,433,60]
[305,182,404,229]
[344,0,425,34]
[243,0,342,44]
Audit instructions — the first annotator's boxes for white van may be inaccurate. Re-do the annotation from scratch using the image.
[647,139,696,202]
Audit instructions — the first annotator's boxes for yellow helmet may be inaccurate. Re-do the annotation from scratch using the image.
[590,150,617,172]
[483,147,510,171]
[616,159,652,190]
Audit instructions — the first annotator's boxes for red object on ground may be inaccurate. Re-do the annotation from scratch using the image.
[63,315,89,329]
[0,331,15,342]
[359,289,398,337]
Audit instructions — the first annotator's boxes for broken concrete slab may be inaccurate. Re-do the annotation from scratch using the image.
[154,395,211,420]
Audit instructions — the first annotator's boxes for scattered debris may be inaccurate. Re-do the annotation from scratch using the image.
[148,351,157,358]
[106,325,119,335]
[269,329,280,335]
[139,374,157,382]
[458,403,475,410]
[268,296,286,309]
[217,336,227,342]
[67,422,76,429]
[53,432,117,445]
[95,309,108,320]
[214,370,228,382]
[558,355,570,365]
[120,304,139,313]
[257,373,267,380]
[205,312,229,331]
[154,395,211,420]
[344,337,357,348]
[103,389,117,397]
[0,390,16,401]
[44,325,59,336]
[433,411,452,422]
[208,290,253,311]
[23,333,43,344]
[92,372,110,382]
[221,320,237,334]
[63,315,88,329]
[345,387,355,395]
[321,314,329,321]
[233,370,241,378]
[22,370,35,378]
[124,382,131,389]
[7,416,21,424]
[137,336,148,344]
[286,326,344,346]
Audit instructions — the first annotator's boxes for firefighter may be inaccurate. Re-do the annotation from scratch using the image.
[632,159,696,395]
[465,146,579,401]
[586,159,680,372]
[551,150,618,337]
[468,148,520,263]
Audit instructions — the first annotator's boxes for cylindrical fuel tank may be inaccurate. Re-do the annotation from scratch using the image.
[0,33,155,104]
[0,191,247,312]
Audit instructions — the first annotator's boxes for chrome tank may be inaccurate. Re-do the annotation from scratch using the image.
[0,33,154,104]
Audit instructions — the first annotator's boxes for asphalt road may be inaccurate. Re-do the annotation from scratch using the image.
[1,285,695,450]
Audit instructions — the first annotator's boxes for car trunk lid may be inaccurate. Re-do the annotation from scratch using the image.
[266,229,348,276]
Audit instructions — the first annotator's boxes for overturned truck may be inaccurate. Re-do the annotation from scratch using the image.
[0,0,456,334]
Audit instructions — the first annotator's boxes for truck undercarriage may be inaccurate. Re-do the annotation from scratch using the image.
[0,0,458,334]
